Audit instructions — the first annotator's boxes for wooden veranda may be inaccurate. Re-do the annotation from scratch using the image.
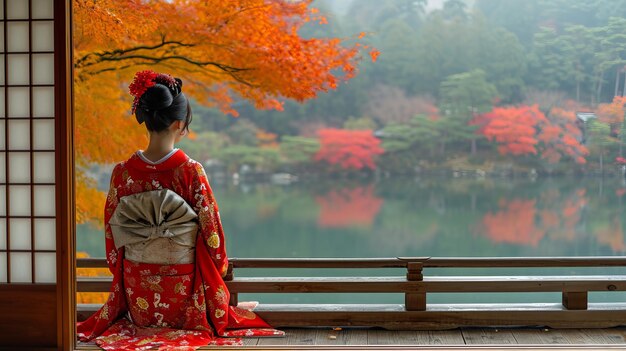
[77,327,626,349]
[77,257,626,334]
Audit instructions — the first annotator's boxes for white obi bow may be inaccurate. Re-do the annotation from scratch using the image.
[109,189,198,265]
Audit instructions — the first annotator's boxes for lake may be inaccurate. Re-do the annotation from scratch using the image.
[77,176,626,304]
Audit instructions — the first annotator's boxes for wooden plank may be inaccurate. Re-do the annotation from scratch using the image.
[0,285,57,348]
[232,258,416,268]
[405,293,426,311]
[76,258,108,268]
[76,276,112,292]
[77,303,626,330]
[77,276,422,293]
[462,328,518,344]
[227,277,421,293]
[367,329,393,345]
[581,328,626,344]
[553,329,601,344]
[511,328,571,344]
[257,328,316,346]
[313,328,369,346]
[563,292,588,310]
[250,303,626,330]
[423,276,626,292]
[76,276,626,294]
[420,257,626,268]
[79,256,626,269]
[370,329,465,346]
[417,330,466,345]
[241,336,259,346]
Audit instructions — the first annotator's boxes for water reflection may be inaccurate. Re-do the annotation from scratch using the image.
[315,185,383,228]
[77,177,626,258]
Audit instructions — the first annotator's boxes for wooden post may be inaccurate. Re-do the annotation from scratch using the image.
[562,291,588,310]
[405,262,425,311]
[225,263,238,306]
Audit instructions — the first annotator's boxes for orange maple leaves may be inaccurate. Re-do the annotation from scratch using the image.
[73,0,374,223]
[476,105,547,155]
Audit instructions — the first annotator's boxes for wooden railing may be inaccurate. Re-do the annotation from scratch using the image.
[77,257,626,329]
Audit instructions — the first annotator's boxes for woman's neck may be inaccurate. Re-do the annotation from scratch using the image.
[143,133,176,163]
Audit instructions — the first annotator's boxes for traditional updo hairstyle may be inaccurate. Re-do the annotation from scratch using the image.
[129,70,192,133]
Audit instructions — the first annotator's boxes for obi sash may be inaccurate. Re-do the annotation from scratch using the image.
[109,189,198,265]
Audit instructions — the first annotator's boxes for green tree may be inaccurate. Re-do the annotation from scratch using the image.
[280,136,320,165]
[439,69,497,155]
[586,119,619,173]
[381,114,441,156]
[474,0,540,47]
[594,17,626,102]
[412,13,525,102]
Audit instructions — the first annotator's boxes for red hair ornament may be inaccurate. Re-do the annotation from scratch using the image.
[129,70,179,114]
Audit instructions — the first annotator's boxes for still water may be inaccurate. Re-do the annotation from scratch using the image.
[77,176,626,304]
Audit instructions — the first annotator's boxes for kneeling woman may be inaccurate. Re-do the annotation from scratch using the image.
[78,71,282,350]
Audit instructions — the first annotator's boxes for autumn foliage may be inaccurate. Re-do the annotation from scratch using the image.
[596,96,626,136]
[76,252,111,304]
[540,106,588,164]
[475,105,547,155]
[316,186,383,228]
[74,0,373,223]
[474,104,588,164]
[314,129,384,170]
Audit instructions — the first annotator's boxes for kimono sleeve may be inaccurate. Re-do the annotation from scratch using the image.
[190,162,229,277]
[104,164,122,273]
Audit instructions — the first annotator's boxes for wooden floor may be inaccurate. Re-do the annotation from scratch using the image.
[233,327,626,348]
[79,327,626,350]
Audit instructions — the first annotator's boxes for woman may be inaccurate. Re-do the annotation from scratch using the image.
[77,71,282,350]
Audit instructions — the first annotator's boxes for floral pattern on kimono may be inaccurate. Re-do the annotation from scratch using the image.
[77,150,283,350]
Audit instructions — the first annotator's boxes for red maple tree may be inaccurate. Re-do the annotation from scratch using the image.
[539,107,588,164]
[474,105,547,155]
[314,129,384,170]
[473,104,588,164]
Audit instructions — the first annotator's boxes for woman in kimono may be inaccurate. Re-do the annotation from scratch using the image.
[77,71,282,350]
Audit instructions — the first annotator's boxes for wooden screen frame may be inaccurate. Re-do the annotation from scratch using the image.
[55,0,74,349]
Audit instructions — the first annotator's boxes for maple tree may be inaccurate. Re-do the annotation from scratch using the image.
[314,129,384,170]
[73,0,376,223]
[473,104,588,164]
[474,105,547,156]
[596,96,626,136]
[539,106,589,164]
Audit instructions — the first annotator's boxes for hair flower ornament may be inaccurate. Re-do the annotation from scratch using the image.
[129,70,180,114]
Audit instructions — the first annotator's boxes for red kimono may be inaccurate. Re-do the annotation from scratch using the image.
[77,150,282,350]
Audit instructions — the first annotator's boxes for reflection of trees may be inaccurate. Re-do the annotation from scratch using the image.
[315,185,384,228]
[77,177,626,259]
[476,188,588,247]
[595,219,625,252]
[474,185,625,253]
[479,199,546,247]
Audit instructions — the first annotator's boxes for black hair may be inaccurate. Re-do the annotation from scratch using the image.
[134,79,192,133]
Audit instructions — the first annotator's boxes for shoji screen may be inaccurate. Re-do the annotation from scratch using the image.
[0,0,71,349]
[0,0,57,285]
